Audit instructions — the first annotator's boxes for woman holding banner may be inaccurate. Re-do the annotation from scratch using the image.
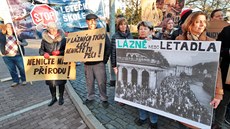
[0,23,27,87]
[111,17,133,106]
[111,17,133,76]
[134,21,158,129]
[39,22,66,106]
[176,11,223,129]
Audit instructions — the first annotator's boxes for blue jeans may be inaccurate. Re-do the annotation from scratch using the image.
[2,55,26,83]
[139,109,158,124]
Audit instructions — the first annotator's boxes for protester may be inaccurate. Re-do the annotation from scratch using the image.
[83,13,111,108]
[111,17,133,75]
[211,25,230,128]
[175,11,223,129]
[171,9,193,40]
[111,17,133,106]
[0,23,27,87]
[134,21,158,129]
[39,22,66,106]
[211,9,230,127]
[156,18,175,40]
[210,9,224,21]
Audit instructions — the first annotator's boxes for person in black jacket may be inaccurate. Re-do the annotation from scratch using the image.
[212,25,230,129]
[111,17,133,74]
[39,22,66,106]
[0,23,28,87]
[83,14,111,108]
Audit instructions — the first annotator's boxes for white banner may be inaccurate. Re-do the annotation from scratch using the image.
[115,39,221,129]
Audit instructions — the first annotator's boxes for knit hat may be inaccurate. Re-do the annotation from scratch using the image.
[179,9,193,25]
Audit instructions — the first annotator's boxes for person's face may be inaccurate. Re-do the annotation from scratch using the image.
[48,28,58,35]
[166,20,174,30]
[211,11,224,21]
[138,25,150,38]
[86,19,97,30]
[119,21,127,33]
[6,24,13,35]
[190,15,206,35]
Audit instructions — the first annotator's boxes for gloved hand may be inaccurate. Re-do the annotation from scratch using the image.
[52,50,60,56]
[44,53,50,59]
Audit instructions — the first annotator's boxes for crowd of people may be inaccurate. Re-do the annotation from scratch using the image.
[1,6,230,129]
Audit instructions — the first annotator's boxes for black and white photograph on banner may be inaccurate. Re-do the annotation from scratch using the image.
[114,39,221,128]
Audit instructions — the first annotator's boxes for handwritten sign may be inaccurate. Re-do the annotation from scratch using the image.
[23,56,76,81]
[207,21,229,39]
[64,28,105,62]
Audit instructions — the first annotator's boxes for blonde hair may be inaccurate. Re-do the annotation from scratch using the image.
[182,11,207,34]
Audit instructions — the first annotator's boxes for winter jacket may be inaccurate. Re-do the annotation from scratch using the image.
[39,29,67,86]
[155,29,175,40]
[171,27,182,40]
[176,31,223,100]
[111,30,133,67]
[217,25,230,91]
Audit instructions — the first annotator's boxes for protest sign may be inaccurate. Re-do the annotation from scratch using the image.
[30,4,57,25]
[141,0,184,26]
[64,28,105,62]
[207,21,229,39]
[115,39,221,129]
[5,0,106,39]
[23,56,76,82]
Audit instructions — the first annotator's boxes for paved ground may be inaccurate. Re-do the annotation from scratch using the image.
[70,64,230,129]
[0,39,88,129]
[71,65,181,129]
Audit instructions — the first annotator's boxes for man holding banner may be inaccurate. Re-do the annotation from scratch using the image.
[0,23,28,87]
[83,13,111,107]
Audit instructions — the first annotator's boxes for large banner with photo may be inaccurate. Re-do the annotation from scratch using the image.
[141,0,185,26]
[5,0,106,39]
[114,39,221,129]
[23,56,76,81]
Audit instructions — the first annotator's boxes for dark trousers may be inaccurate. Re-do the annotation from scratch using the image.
[84,62,108,101]
[49,84,65,98]
[215,89,230,127]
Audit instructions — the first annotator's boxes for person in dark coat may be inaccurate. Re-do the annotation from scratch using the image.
[39,22,66,106]
[111,17,133,74]
[83,14,111,108]
[111,17,133,106]
[212,25,230,129]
